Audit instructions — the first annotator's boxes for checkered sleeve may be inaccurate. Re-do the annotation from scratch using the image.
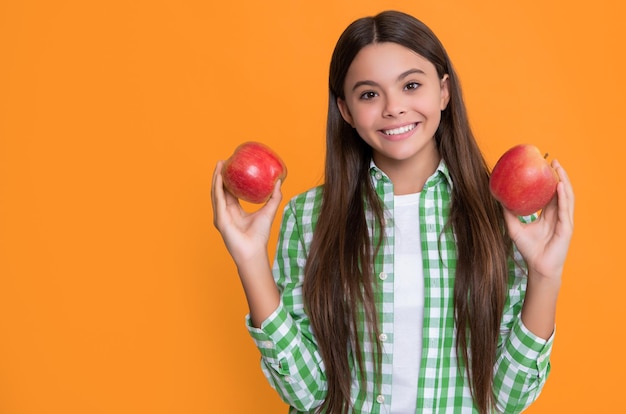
[493,246,554,413]
[245,189,327,412]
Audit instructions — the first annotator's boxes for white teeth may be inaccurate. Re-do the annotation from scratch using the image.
[383,123,416,135]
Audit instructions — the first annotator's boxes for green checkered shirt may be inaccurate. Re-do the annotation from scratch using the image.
[247,161,553,413]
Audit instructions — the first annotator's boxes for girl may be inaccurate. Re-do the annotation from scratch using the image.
[212,10,574,414]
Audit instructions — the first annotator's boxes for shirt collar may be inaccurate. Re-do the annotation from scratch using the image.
[369,158,454,190]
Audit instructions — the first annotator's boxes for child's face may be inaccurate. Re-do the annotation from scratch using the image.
[337,42,449,172]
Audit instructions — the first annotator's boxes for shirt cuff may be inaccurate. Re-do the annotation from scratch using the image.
[506,317,555,377]
[245,302,298,375]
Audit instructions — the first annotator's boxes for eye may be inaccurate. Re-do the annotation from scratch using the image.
[404,82,421,91]
[359,91,378,100]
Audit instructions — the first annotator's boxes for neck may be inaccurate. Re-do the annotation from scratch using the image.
[373,149,440,195]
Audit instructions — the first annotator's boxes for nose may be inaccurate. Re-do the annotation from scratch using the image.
[382,92,406,118]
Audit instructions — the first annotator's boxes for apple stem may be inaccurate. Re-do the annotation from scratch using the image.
[544,152,549,159]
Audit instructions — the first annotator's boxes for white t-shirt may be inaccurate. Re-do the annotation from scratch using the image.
[391,192,424,413]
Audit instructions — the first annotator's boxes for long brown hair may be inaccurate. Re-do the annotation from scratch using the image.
[303,10,511,413]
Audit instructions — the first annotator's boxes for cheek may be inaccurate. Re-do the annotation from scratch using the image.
[418,96,445,118]
[431,103,443,121]
[351,105,380,127]
[426,108,442,132]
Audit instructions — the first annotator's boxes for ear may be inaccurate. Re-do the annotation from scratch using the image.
[440,74,450,111]
[336,98,355,127]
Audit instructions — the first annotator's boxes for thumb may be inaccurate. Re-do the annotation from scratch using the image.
[261,179,284,217]
[502,207,522,240]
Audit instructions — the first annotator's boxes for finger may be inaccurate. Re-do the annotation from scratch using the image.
[539,188,559,224]
[263,179,284,217]
[551,160,574,230]
[211,161,224,208]
[222,185,243,211]
[212,160,242,207]
[555,181,574,238]
[552,160,575,220]
[502,206,523,241]
[212,160,223,186]
[270,179,283,203]
[211,161,229,228]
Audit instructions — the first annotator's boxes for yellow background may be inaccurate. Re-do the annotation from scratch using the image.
[1,0,624,412]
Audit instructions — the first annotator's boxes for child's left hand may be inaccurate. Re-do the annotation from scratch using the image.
[502,160,575,282]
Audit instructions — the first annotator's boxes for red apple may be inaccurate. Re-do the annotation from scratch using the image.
[221,141,287,204]
[489,144,559,216]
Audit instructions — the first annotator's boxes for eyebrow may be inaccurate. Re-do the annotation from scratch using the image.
[351,68,426,91]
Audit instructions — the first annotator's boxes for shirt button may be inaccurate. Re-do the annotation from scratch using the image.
[378,272,388,281]
[379,333,388,342]
[376,395,385,404]
[262,341,273,348]
[375,172,383,180]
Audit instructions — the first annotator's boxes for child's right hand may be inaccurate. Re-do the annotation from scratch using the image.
[212,160,283,326]
[211,160,283,265]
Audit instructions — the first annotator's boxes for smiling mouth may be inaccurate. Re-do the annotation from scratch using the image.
[382,123,417,136]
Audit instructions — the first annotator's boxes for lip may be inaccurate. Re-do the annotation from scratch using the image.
[378,122,419,141]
